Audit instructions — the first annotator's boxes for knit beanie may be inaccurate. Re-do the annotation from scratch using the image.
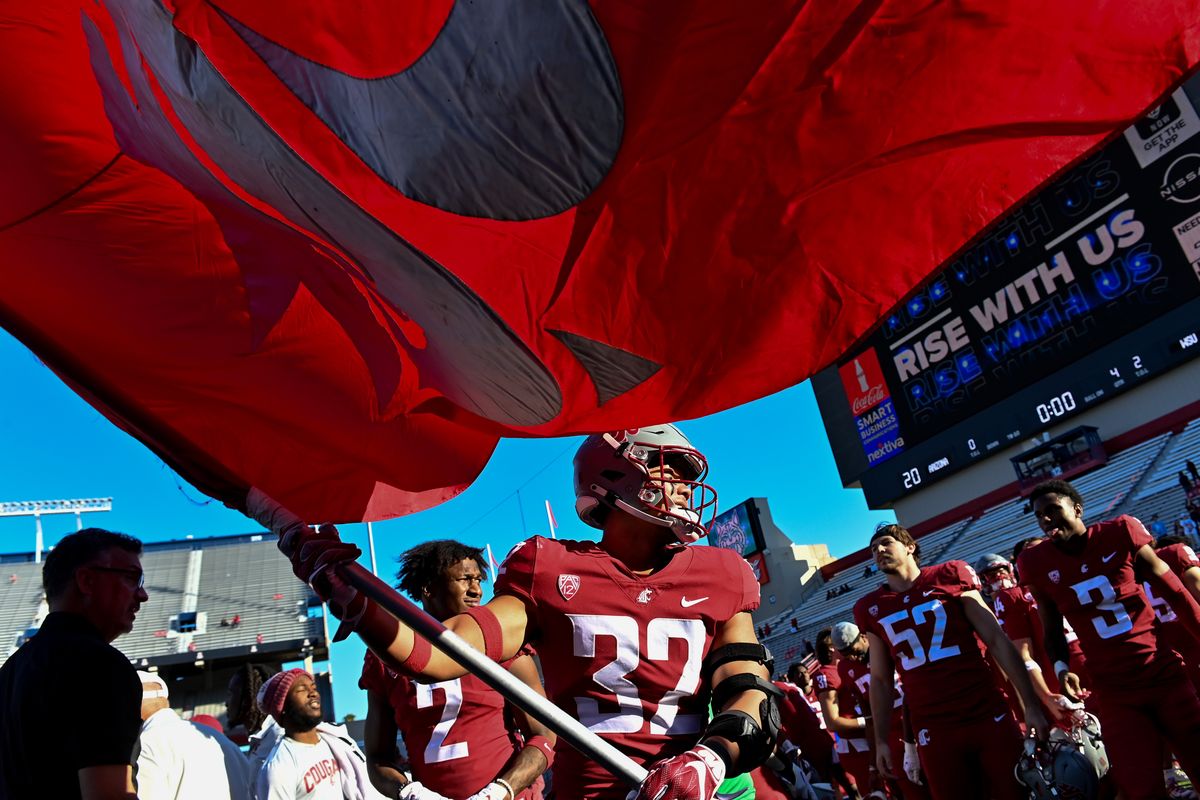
[257,668,309,719]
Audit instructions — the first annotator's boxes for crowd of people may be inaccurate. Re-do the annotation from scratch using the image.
[3,425,1200,800]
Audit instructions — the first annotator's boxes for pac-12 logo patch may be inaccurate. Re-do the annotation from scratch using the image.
[558,574,580,601]
[869,605,879,617]
[1049,569,1061,584]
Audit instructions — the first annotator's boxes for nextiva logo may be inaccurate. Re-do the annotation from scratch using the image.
[839,349,890,416]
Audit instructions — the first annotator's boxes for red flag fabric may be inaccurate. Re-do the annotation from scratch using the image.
[2,1,1199,520]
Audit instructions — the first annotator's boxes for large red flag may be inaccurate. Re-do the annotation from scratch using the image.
[2,1,1198,520]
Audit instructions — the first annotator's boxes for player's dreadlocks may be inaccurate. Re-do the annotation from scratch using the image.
[396,540,489,599]
[227,663,273,734]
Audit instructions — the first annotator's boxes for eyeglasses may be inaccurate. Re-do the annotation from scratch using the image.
[89,566,146,588]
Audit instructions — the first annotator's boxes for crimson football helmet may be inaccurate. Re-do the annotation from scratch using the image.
[573,424,717,543]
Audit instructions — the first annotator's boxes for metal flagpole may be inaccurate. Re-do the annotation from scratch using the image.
[366,521,378,576]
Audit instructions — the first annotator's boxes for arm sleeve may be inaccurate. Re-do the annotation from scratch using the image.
[1121,515,1154,551]
[996,591,1034,641]
[358,649,393,695]
[948,560,982,593]
[135,733,171,799]
[259,757,294,800]
[738,556,761,613]
[75,655,142,769]
[493,537,541,607]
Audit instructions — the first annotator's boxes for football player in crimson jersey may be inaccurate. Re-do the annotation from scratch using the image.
[774,667,862,800]
[812,630,874,795]
[974,552,1080,717]
[1143,534,1200,693]
[832,621,929,800]
[359,540,553,800]
[854,524,1048,800]
[244,424,782,800]
[1018,480,1200,800]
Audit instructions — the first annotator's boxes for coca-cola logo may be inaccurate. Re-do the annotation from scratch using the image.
[851,384,886,415]
[839,350,890,415]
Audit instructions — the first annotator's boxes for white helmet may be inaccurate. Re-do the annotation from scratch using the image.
[573,424,717,543]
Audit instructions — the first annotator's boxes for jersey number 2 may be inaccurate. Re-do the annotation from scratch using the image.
[568,614,705,735]
[415,679,467,763]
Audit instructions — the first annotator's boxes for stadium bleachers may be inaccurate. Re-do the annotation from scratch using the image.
[765,426,1188,661]
[0,534,323,668]
[0,561,46,662]
[1123,418,1200,533]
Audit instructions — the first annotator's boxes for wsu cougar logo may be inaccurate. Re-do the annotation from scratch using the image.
[558,574,580,601]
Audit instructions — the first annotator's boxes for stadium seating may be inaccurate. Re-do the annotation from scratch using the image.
[0,534,323,668]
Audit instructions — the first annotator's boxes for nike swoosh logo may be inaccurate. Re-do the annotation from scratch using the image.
[922,590,936,597]
[994,714,1008,722]
[91,0,608,426]
[681,596,709,607]
[218,2,622,220]
[1102,552,1117,563]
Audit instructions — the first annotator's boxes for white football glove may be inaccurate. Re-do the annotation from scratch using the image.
[465,781,512,800]
[903,740,923,786]
[398,782,454,800]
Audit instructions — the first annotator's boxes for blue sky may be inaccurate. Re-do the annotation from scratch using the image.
[0,327,892,719]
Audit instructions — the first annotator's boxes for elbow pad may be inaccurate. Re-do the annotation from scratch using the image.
[703,674,782,775]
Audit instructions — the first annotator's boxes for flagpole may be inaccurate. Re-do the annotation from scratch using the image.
[485,543,499,577]
[545,499,557,539]
[366,521,378,576]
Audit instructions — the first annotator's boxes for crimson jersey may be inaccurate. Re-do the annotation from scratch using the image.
[494,536,759,800]
[1017,516,1173,690]
[992,584,1087,691]
[854,561,1007,726]
[811,662,868,754]
[775,681,834,760]
[359,649,536,798]
[812,663,840,697]
[1145,542,1200,666]
[837,656,904,738]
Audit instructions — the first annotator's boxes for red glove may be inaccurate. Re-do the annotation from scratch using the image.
[627,745,726,800]
[245,488,361,595]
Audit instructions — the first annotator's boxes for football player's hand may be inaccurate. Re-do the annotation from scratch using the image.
[398,781,453,800]
[902,740,922,786]
[626,744,726,800]
[1024,704,1051,743]
[875,740,897,780]
[465,781,512,800]
[247,488,363,592]
[902,743,921,786]
[1058,670,1089,702]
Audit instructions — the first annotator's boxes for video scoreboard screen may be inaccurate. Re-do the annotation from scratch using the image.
[814,73,1200,508]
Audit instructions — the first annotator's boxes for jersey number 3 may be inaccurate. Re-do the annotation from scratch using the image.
[568,614,706,735]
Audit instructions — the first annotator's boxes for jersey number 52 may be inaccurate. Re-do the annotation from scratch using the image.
[878,600,962,670]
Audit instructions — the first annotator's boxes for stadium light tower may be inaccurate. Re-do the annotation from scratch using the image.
[0,498,113,563]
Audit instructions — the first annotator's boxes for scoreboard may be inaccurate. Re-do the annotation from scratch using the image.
[814,74,1200,508]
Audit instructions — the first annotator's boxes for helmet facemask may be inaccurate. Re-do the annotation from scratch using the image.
[982,566,1016,596]
[604,433,718,543]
